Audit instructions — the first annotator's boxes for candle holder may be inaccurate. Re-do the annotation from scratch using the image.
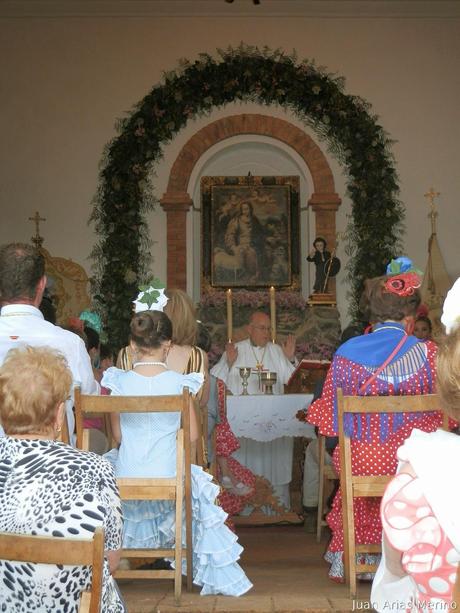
[260,371,277,395]
[239,367,252,395]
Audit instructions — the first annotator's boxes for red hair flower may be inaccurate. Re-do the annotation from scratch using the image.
[384,272,421,297]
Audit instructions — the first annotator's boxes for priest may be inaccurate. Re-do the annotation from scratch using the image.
[211,311,296,509]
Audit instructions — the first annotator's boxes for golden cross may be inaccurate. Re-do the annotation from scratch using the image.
[424,187,440,235]
[28,211,46,249]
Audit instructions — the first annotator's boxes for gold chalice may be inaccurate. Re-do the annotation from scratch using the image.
[239,366,252,395]
[260,371,277,395]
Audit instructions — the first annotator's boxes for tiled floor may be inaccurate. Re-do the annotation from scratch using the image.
[118,525,372,612]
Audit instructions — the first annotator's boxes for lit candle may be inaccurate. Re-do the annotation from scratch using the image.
[226,289,233,342]
[269,286,276,342]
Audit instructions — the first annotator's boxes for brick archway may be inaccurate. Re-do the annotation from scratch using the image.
[160,114,341,289]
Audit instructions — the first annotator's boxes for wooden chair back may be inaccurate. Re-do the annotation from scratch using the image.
[58,410,71,445]
[0,527,104,613]
[337,389,445,598]
[74,388,193,604]
[194,395,208,468]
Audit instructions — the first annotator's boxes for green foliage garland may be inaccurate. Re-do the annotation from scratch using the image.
[91,44,403,349]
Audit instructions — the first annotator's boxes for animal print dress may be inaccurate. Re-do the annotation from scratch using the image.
[0,437,125,612]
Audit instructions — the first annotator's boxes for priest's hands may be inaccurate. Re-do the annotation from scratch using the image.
[281,335,296,362]
[226,342,238,368]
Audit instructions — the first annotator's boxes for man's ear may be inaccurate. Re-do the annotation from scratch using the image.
[34,275,47,307]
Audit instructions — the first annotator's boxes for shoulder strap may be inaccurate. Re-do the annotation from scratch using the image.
[185,346,204,374]
[358,333,409,395]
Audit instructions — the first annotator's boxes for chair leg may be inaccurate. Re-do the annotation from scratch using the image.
[342,490,357,598]
[316,436,326,543]
[174,499,182,605]
[175,440,184,605]
[185,493,193,592]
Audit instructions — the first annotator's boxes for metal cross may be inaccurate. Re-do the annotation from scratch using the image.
[424,187,440,235]
[28,211,46,249]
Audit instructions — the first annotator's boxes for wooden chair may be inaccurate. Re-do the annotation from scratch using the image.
[74,404,113,451]
[59,409,71,445]
[0,526,104,613]
[194,396,208,468]
[74,387,193,604]
[337,388,445,598]
[316,434,338,542]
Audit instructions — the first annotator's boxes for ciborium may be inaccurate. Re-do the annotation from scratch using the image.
[260,371,277,395]
[239,366,252,395]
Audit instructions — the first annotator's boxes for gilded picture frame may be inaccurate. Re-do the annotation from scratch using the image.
[201,176,300,290]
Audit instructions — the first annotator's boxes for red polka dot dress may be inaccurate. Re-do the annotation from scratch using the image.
[307,325,442,582]
[215,379,256,517]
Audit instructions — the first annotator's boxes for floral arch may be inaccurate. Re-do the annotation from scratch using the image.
[91,45,402,348]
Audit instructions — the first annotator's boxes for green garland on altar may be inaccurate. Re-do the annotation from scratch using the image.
[91,44,403,349]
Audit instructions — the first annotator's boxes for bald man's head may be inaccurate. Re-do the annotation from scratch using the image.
[248,312,271,347]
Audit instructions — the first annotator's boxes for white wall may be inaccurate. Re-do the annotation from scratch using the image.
[1,9,459,323]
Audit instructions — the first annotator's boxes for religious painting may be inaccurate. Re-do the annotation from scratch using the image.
[201,176,300,290]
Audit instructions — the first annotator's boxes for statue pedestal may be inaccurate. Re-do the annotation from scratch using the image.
[307,293,336,307]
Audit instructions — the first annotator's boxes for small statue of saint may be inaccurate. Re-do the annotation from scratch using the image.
[307,237,340,294]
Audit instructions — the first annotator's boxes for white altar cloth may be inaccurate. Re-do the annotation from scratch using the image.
[226,393,315,442]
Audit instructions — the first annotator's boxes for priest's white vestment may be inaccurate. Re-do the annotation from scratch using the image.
[211,339,295,508]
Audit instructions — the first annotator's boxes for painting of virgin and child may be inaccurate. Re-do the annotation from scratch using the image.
[206,182,296,288]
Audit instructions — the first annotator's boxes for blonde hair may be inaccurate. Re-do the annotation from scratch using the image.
[0,346,72,435]
[164,289,197,346]
[437,326,460,421]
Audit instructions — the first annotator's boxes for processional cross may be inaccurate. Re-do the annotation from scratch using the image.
[424,187,440,235]
[423,187,442,298]
[28,211,46,249]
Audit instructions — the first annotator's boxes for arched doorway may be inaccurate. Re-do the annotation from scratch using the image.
[160,114,341,290]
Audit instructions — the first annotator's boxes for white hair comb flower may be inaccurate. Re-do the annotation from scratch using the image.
[133,278,168,313]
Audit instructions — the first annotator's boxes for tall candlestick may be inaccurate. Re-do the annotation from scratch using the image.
[269,286,276,342]
[226,289,233,342]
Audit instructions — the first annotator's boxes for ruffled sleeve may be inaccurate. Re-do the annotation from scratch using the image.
[397,428,460,552]
[180,372,204,396]
[101,366,124,395]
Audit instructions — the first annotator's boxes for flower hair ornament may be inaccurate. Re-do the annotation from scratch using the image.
[441,277,460,334]
[384,257,422,297]
[68,316,84,333]
[133,278,168,313]
[79,310,102,334]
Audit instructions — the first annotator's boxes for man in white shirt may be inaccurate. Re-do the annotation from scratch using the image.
[0,243,99,440]
[211,311,296,508]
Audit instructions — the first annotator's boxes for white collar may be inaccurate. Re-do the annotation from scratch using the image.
[247,340,268,351]
[0,304,44,319]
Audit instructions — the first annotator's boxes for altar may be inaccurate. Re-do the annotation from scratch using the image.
[227,393,314,441]
[226,393,315,524]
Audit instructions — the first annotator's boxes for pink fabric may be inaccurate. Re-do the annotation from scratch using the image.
[382,471,458,611]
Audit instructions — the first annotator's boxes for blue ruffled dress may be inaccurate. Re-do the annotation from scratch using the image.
[102,367,252,597]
